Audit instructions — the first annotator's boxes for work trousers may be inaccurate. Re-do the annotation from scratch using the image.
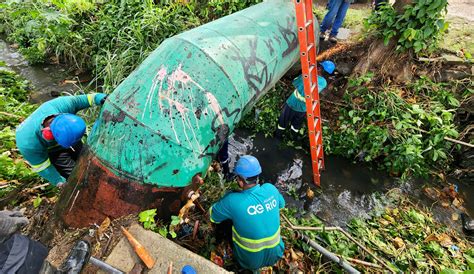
[320,0,351,37]
[48,141,83,179]
[276,103,306,137]
[217,140,230,176]
[0,234,48,274]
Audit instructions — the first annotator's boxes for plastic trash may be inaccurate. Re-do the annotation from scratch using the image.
[182,265,197,274]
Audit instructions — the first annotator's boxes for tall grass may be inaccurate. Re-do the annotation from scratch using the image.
[0,0,261,91]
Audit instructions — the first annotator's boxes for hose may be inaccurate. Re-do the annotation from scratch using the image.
[296,231,360,274]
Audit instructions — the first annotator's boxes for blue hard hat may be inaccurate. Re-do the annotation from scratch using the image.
[321,60,336,74]
[181,265,197,274]
[317,76,327,92]
[234,155,262,179]
[50,114,86,148]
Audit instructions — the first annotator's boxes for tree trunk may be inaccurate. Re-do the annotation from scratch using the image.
[352,0,414,83]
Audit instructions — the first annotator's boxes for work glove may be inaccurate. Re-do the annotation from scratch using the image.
[94,93,108,105]
[0,210,29,243]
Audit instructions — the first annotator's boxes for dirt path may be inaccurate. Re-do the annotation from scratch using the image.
[447,0,473,21]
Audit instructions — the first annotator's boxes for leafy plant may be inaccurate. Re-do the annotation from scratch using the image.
[33,194,42,208]
[138,208,181,239]
[365,0,449,54]
[0,0,260,92]
[138,208,157,230]
[329,74,464,179]
[239,81,291,137]
[0,70,41,198]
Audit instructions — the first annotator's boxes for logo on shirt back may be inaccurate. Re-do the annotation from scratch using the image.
[247,197,277,216]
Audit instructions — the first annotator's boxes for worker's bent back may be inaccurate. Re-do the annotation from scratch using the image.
[210,183,285,270]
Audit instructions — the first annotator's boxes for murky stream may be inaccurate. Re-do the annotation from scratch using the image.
[1,39,472,231]
[228,129,474,229]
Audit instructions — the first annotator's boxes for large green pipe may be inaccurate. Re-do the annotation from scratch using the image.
[88,0,301,187]
[56,0,319,227]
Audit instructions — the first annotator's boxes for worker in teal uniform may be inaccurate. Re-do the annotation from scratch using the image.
[210,155,285,270]
[276,61,335,138]
[15,93,107,187]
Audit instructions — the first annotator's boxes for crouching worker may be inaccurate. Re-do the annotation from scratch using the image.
[15,93,107,187]
[276,61,335,139]
[209,155,285,271]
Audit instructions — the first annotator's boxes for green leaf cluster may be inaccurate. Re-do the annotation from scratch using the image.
[238,81,291,137]
[365,0,448,54]
[347,198,472,272]
[328,74,466,179]
[0,70,40,197]
[138,208,181,239]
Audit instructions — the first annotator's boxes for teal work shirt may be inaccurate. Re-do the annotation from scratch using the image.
[286,75,327,112]
[210,183,285,270]
[15,94,104,185]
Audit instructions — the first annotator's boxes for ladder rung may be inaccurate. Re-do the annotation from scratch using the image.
[305,20,313,28]
[307,43,315,53]
[312,100,318,112]
[318,159,323,170]
[310,82,317,93]
[316,145,322,157]
[313,117,320,131]
[315,131,321,144]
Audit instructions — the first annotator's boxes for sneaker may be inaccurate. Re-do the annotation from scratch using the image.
[328,36,338,43]
[319,32,327,40]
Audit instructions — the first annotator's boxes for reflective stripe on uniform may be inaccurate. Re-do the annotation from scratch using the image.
[232,226,281,252]
[47,144,60,150]
[209,206,220,224]
[30,159,51,173]
[87,94,95,106]
[290,125,299,133]
[293,89,305,102]
[277,125,286,130]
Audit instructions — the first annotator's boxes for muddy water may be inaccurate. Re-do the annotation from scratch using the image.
[0,39,77,103]
[229,129,474,229]
[1,39,472,231]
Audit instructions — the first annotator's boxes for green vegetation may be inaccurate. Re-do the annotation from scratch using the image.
[283,193,472,272]
[239,81,291,137]
[0,69,41,198]
[0,0,260,92]
[328,74,469,179]
[365,0,449,53]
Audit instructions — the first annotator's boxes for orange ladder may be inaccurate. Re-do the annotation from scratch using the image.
[293,0,324,187]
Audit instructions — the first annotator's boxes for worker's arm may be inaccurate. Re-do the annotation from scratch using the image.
[209,195,233,224]
[52,93,107,114]
[18,147,65,186]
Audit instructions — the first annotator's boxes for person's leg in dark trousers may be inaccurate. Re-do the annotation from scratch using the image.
[330,0,350,38]
[320,0,343,35]
[289,111,307,136]
[48,141,83,179]
[217,140,230,177]
[276,103,293,138]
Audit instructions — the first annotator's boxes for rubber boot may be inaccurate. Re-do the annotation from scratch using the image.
[56,240,91,274]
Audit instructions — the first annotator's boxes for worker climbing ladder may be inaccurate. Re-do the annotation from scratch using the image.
[293,0,325,187]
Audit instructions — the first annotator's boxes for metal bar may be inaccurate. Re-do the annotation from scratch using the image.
[89,257,125,274]
[281,214,396,273]
[296,231,360,274]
